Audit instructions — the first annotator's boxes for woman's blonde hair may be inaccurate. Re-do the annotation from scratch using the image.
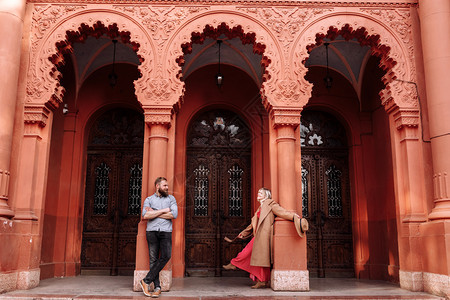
[259,188,272,200]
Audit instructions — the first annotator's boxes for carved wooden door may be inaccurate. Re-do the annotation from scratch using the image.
[81,108,144,275]
[185,110,252,276]
[300,110,354,277]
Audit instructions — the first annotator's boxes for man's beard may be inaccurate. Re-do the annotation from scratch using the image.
[158,188,168,197]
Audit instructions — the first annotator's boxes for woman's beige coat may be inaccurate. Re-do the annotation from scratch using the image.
[238,198,295,267]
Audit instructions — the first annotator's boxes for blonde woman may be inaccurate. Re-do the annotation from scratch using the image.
[223,188,301,289]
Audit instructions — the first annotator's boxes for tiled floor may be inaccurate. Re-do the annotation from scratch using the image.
[0,276,445,299]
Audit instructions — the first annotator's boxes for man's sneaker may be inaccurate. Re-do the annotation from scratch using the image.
[151,287,161,298]
[140,279,151,297]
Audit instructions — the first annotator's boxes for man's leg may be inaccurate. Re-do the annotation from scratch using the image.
[144,231,172,288]
[153,231,172,289]
[144,231,159,286]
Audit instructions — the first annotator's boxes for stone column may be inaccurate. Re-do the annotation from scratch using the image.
[134,106,173,292]
[270,108,309,291]
[0,0,26,218]
[419,0,450,220]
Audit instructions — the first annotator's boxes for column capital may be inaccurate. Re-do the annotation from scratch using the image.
[143,106,173,128]
[271,107,302,129]
[391,107,420,130]
[24,105,51,128]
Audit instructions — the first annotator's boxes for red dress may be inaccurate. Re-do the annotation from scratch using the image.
[230,211,271,282]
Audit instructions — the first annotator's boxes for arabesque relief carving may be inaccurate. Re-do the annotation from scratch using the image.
[237,7,333,61]
[360,8,416,80]
[113,5,210,49]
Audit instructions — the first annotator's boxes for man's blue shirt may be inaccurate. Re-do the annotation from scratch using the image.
[142,193,178,232]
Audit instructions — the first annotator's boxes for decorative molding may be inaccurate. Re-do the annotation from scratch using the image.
[0,170,10,201]
[27,0,418,8]
[143,106,173,126]
[392,107,419,130]
[433,172,448,201]
[271,107,301,128]
[24,105,51,128]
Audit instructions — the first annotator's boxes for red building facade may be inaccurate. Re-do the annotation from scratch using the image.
[0,0,448,297]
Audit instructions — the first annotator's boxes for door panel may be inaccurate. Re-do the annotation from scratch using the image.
[301,110,353,278]
[81,108,143,275]
[185,110,251,276]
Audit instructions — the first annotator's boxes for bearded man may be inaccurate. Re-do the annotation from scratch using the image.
[140,177,178,298]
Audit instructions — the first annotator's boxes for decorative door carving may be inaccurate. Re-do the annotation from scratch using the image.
[185,110,252,276]
[81,108,144,275]
[300,110,354,277]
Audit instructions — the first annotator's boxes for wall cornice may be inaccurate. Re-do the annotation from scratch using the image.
[27,1,418,8]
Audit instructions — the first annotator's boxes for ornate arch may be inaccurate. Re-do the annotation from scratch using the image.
[292,11,419,127]
[161,10,284,110]
[26,5,156,123]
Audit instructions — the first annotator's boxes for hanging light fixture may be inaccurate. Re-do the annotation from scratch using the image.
[215,40,223,88]
[108,39,118,88]
[323,42,333,89]
[62,103,69,115]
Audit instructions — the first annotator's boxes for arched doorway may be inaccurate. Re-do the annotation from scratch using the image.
[185,109,252,276]
[300,110,353,278]
[81,107,144,275]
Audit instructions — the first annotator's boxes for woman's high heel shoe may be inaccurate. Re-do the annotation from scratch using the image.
[223,263,237,270]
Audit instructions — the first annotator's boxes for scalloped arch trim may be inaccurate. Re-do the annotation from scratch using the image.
[304,24,398,96]
[50,21,143,70]
[175,22,271,82]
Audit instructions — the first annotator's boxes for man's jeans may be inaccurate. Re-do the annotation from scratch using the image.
[144,231,172,289]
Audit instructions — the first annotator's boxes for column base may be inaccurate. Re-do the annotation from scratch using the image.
[424,272,450,298]
[271,269,309,291]
[0,271,17,293]
[0,200,14,218]
[16,269,40,290]
[134,270,172,292]
[13,209,38,221]
[0,269,40,292]
[399,270,424,291]
[400,270,449,298]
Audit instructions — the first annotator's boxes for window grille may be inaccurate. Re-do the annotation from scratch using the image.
[228,165,244,216]
[326,165,343,217]
[301,166,309,217]
[194,165,209,216]
[128,163,142,215]
[94,162,110,215]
